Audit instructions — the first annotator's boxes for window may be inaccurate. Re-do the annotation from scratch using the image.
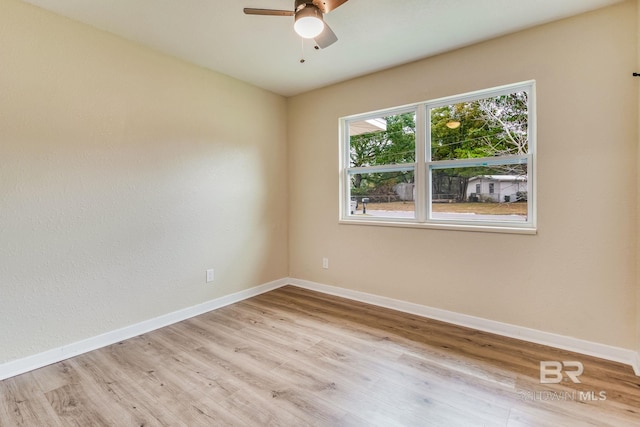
[345,109,417,219]
[340,81,535,233]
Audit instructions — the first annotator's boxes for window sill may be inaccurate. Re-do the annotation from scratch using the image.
[339,218,537,235]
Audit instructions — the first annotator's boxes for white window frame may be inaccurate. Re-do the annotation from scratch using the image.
[339,81,536,234]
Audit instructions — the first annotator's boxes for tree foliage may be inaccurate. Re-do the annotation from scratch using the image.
[349,112,415,196]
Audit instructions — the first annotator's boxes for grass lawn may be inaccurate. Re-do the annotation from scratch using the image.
[364,201,527,215]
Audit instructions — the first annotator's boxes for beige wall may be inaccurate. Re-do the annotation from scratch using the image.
[637,0,640,357]
[0,0,288,364]
[289,1,638,349]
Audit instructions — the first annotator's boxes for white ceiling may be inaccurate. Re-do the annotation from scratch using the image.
[21,0,624,96]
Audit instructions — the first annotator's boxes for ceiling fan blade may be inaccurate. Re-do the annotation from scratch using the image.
[314,23,338,49]
[243,8,294,16]
[312,0,348,14]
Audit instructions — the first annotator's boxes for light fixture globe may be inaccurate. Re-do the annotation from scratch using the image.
[294,5,324,38]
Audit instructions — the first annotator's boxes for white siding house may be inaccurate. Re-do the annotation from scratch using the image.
[466,175,527,203]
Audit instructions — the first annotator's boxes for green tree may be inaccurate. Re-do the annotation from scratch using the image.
[430,91,528,200]
[478,91,528,156]
[349,112,415,197]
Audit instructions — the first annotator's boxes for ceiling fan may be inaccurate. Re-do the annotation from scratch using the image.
[244,0,349,49]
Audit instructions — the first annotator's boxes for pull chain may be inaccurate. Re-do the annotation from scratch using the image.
[300,38,305,63]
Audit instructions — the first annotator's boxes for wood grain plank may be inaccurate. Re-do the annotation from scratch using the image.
[0,374,64,427]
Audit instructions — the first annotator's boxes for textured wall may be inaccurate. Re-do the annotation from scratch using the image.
[0,0,288,363]
[637,0,640,358]
[288,1,638,349]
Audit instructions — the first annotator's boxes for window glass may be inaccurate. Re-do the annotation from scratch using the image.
[430,164,528,223]
[349,112,416,168]
[349,170,415,219]
[430,91,528,161]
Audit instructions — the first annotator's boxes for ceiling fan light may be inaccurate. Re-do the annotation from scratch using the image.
[294,5,324,38]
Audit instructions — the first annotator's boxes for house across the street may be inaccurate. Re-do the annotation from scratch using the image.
[466,175,527,203]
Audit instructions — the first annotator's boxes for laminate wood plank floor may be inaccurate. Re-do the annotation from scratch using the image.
[2,285,639,426]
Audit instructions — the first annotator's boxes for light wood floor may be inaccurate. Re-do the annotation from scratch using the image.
[1,286,639,426]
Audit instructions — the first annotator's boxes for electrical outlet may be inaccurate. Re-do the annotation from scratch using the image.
[206,269,215,283]
[322,258,329,269]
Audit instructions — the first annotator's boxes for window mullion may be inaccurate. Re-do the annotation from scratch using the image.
[339,118,350,218]
[415,104,427,222]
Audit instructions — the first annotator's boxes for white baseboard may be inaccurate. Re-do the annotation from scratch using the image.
[288,278,640,376]
[0,278,288,381]
[632,351,640,376]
